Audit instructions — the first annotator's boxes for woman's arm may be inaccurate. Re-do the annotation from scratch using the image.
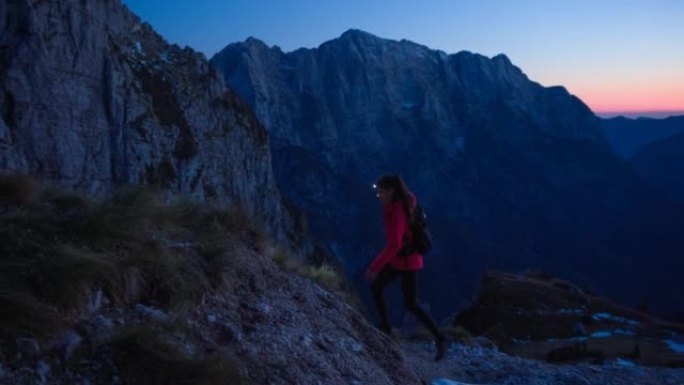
[368,206,407,273]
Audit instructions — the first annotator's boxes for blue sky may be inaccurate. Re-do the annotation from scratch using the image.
[123,0,684,117]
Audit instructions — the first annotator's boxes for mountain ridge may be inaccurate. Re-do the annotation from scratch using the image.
[212,29,684,321]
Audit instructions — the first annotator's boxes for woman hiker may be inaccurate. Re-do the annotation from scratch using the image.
[365,175,446,361]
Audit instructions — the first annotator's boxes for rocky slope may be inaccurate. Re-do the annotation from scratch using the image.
[0,176,423,385]
[212,30,684,320]
[0,0,313,255]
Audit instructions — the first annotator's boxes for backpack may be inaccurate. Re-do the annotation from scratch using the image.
[398,205,432,256]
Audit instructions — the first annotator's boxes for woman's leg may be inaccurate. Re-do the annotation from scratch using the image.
[371,266,399,334]
[400,270,445,341]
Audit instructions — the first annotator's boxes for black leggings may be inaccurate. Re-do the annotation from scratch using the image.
[371,265,443,340]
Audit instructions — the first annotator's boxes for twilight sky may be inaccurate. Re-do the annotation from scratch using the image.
[123,0,684,118]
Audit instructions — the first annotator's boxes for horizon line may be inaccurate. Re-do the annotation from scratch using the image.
[594,110,684,119]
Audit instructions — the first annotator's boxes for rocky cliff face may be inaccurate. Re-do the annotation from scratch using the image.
[212,29,684,320]
[0,0,311,253]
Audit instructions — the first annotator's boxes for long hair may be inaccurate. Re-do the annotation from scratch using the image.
[375,175,414,221]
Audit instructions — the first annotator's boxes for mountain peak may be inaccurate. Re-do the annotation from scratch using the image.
[242,36,271,50]
[492,53,512,65]
[339,29,380,41]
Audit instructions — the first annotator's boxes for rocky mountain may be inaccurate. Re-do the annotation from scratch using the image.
[600,115,684,158]
[212,30,684,321]
[0,0,313,255]
[3,2,683,384]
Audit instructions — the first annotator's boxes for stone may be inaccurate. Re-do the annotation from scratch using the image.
[52,331,83,361]
[87,290,104,314]
[36,360,50,382]
[135,304,169,322]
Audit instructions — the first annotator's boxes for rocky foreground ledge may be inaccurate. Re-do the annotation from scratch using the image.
[405,342,684,385]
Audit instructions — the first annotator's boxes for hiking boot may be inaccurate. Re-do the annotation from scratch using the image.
[434,337,447,361]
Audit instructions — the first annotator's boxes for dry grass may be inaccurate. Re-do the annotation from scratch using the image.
[307,263,344,292]
[268,246,364,311]
[0,174,263,341]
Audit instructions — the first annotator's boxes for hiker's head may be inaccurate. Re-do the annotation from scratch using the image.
[374,175,409,206]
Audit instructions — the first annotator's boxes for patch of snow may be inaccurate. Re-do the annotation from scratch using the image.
[665,339,684,353]
[591,312,640,326]
[432,380,481,385]
[546,336,588,343]
[613,328,635,336]
[614,358,638,367]
[135,41,143,54]
[590,330,612,338]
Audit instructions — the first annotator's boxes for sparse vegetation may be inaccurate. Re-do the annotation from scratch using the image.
[267,246,362,309]
[306,263,344,292]
[0,174,263,342]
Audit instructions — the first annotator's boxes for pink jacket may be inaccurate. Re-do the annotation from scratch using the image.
[369,192,423,273]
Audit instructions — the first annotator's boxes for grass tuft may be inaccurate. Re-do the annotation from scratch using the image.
[306,263,343,293]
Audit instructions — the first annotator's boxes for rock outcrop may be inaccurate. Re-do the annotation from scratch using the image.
[455,271,684,367]
[0,0,310,254]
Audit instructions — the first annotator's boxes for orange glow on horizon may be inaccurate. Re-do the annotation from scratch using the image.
[569,83,684,116]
